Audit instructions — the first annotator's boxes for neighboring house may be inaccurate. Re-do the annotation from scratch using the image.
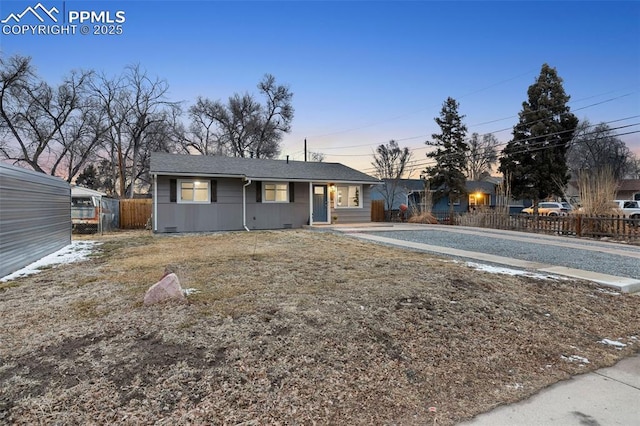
[372,179,502,214]
[431,180,499,213]
[150,153,381,233]
[371,179,424,211]
[615,179,640,201]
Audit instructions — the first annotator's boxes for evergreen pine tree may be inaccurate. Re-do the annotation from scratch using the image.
[499,64,578,206]
[76,164,99,190]
[424,97,468,219]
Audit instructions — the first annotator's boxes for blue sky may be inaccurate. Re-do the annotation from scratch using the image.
[1,0,639,175]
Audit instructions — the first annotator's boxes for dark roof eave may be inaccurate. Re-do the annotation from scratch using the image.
[152,171,245,179]
[152,171,380,184]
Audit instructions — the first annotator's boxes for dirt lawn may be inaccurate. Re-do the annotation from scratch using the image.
[1,229,638,425]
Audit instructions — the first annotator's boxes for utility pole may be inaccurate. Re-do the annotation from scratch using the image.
[304,138,307,162]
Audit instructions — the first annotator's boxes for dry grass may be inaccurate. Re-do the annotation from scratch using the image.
[578,167,618,215]
[1,229,638,425]
[407,212,438,224]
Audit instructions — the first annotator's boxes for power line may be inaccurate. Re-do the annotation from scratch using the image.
[357,120,640,175]
[369,127,640,175]
[307,69,540,139]
[304,91,638,156]
[327,115,639,161]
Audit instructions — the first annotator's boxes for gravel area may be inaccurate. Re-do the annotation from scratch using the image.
[364,229,640,279]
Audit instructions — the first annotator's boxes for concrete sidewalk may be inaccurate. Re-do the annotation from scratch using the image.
[457,354,640,425]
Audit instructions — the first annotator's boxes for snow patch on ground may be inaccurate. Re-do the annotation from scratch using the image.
[597,288,621,296]
[505,383,524,390]
[599,338,627,348]
[465,262,565,280]
[182,288,200,296]
[1,241,99,282]
[561,355,590,364]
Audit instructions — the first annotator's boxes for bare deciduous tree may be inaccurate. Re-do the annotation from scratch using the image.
[567,120,634,181]
[0,55,34,164]
[308,151,325,162]
[465,132,499,181]
[184,97,227,156]
[183,74,293,159]
[91,64,180,197]
[0,55,100,181]
[372,139,412,219]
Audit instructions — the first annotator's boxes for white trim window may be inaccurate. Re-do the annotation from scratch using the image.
[264,182,289,203]
[336,184,361,208]
[178,179,210,203]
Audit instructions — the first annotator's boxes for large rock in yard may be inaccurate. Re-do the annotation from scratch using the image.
[143,273,185,305]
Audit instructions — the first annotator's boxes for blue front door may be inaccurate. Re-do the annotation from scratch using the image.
[312,185,328,222]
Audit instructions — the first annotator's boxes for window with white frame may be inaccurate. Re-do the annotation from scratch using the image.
[264,182,289,202]
[178,179,210,203]
[335,185,361,208]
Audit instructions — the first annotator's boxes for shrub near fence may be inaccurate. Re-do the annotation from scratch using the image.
[120,199,152,229]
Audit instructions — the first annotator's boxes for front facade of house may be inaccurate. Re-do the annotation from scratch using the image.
[150,153,380,233]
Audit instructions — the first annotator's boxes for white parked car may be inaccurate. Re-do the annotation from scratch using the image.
[610,200,640,219]
[521,202,569,216]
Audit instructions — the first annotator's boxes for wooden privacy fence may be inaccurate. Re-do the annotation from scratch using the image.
[457,211,640,242]
[371,200,385,222]
[119,199,152,229]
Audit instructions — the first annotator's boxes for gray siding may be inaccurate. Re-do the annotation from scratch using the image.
[155,176,375,232]
[156,176,243,232]
[246,182,310,230]
[331,185,374,223]
[156,177,313,232]
[0,163,71,277]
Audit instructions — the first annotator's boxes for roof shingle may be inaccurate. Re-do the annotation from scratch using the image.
[150,153,380,183]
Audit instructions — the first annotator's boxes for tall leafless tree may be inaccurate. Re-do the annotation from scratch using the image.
[183,74,293,159]
[0,55,101,181]
[308,151,325,162]
[184,97,227,156]
[90,64,180,197]
[567,120,634,181]
[372,140,412,219]
[465,132,499,181]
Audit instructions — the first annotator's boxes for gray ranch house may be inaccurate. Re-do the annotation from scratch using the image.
[150,153,381,233]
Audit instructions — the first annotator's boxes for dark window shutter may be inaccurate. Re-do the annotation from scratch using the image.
[256,181,262,203]
[169,179,177,202]
[289,182,294,202]
[210,180,217,203]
